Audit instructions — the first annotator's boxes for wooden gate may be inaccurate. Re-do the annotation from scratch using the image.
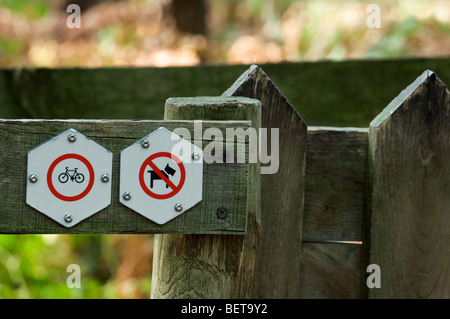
[0,61,449,298]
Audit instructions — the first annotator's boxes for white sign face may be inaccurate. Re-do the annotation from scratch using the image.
[120,127,203,225]
[26,128,113,227]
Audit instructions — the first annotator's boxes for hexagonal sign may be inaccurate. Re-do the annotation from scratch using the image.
[26,128,113,227]
[120,127,203,225]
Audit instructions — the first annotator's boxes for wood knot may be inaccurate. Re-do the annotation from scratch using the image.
[418,143,436,167]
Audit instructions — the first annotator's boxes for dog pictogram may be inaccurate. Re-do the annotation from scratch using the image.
[147,163,176,189]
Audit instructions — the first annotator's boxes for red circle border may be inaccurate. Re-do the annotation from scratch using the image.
[47,153,95,202]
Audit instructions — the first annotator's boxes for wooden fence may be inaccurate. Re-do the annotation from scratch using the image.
[0,59,449,299]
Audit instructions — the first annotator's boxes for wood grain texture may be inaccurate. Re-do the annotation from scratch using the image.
[0,66,247,120]
[303,127,368,242]
[367,70,450,298]
[151,96,261,299]
[299,242,362,299]
[223,65,307,298]
[0,119,251,234]
[1,58,450,127]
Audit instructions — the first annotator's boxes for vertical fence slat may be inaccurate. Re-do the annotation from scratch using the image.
[299,242,362,299]
[304,127,368,242]
[223,65,308,298]
[367,70,450,298]
[151,96,261,299]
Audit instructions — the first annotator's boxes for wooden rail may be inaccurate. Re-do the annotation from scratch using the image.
[0,118,254,234]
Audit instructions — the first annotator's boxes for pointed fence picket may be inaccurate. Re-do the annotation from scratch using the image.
[367,70,450,298]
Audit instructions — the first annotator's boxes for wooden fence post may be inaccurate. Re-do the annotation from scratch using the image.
[151,96,261,299]
[367,70,450,298]
[222,65,308,298]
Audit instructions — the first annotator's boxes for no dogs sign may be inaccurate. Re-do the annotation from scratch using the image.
[120,127,203,225]
[139,152,186,200]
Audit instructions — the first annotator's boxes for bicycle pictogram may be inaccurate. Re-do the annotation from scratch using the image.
[58,167,85,184]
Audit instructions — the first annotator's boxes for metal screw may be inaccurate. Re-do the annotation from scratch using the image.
[101,174,110,183]
[29,174,38,183]
[123,192,131,201]
[141,140,150,148]
[216,207,228,219]
[174,203,183,212]
[68,134,77,143]
[64,214,73,223]
[192,152,201,161]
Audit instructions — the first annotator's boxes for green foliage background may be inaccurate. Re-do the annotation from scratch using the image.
[0,234,152,298]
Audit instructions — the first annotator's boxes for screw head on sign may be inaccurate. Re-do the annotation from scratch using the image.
[29,174,38,183]
[101,174,110,183]
[216,207,228,219]
[192,152,201,161]
[68,134,77,143]
[64,214,73,223]
[141,140,150,148]
[174,203,183,212]
[123,192,132,201]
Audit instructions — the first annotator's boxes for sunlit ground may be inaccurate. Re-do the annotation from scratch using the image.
[0,0,449,299]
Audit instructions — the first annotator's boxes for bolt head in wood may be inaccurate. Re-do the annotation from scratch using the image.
[216,207,228,219]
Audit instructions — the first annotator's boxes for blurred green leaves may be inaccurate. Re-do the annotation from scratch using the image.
[0,0,50,19]
[0,235,147,299]
[367,17,421,58]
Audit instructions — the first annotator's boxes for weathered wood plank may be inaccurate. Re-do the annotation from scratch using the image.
[151,96,261,299]
[303,126,368,242]
[299,242,362,299]
[223,65,308,298]
[0,119,251,234]
[0,66,248,120]
[1,58,449,127]
[0,120,371,240]
[367,70,450,298]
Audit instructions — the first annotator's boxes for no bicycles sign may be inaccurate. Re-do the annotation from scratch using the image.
[120,127,203,225]
[26,128,113,227]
